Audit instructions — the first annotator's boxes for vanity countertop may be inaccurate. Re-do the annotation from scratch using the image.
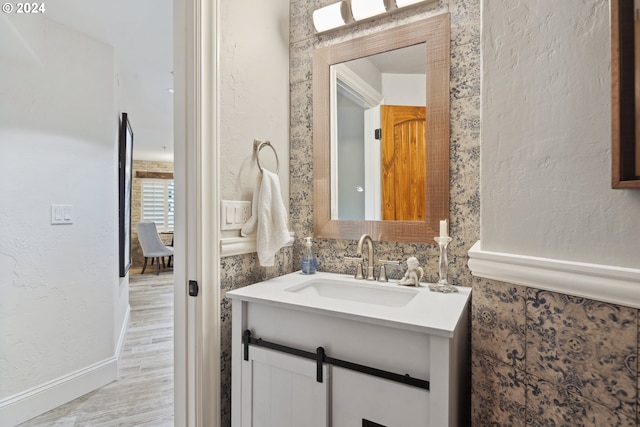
[226,271,471,338]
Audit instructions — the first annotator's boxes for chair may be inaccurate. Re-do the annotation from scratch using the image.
[136,222,174,275]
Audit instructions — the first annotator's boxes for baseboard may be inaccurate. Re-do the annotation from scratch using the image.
[468,241,640,309]
[0,357,118,426]
[116,304,131,362]
[0,305,131,426]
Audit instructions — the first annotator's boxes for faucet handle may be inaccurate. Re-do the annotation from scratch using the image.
[377,260,400,282]
[344,255,364,280]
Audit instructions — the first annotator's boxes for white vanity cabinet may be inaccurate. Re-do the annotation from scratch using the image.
[227,272,471,427]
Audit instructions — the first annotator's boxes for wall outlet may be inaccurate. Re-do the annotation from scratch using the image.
[221,200,252,230]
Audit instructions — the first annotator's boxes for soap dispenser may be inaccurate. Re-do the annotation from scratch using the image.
[301,237,318,275]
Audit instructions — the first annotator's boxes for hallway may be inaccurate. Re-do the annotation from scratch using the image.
[18,271,174,426]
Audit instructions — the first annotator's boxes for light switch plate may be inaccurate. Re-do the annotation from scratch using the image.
[51,204,73,225]
[220,200,251,230]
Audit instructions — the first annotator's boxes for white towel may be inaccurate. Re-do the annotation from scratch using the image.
[241,169,292,266]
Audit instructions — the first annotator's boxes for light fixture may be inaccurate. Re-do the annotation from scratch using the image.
[350,0,387,21]
[313,1,350,33]
[395,0,425,8]
[312,0,437,33]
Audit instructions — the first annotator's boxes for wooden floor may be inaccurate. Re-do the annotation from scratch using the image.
[18,270,175,427]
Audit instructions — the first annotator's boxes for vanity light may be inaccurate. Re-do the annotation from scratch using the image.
[313,1,350,33]
[313,0,438,33]
[395,0,426,7]
[350,0,388,21]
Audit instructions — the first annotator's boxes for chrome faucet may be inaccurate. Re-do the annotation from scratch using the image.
[356,234,376,280]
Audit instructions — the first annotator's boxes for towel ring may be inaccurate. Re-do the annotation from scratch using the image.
[253,139,280,174]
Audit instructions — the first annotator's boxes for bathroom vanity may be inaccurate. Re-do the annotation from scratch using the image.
[227,272,471,427]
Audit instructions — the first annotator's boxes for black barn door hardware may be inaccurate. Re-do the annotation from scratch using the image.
[242,330,429,391]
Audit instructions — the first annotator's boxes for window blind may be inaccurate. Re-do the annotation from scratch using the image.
[141,178,174,232]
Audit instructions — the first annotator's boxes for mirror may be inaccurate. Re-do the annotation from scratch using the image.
[313,14,450,242]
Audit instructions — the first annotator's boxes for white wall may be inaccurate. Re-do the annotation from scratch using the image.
[344,58,383,93]
[382,73,425,106]
[0,14,126,425]
[219,0,290,233]
[480,0,640,269]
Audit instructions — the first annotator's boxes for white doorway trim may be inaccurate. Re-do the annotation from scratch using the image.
[174,0,220,425]
[330,64,383,220]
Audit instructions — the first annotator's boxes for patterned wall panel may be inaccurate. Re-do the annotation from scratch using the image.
[472,278,639,426]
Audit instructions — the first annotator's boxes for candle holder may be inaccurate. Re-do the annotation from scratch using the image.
[429,236,458,293]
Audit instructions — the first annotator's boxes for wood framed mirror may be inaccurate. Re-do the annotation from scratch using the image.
[612,0,640,188]
[313,13,450,242]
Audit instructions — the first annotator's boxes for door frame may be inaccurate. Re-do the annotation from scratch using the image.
[329,64,383,220]
[174,0,220,425]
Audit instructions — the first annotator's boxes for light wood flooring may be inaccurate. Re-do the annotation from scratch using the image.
[18,270,175,427]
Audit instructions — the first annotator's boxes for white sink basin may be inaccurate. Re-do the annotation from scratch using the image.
[228,271,472,336]
[285,278,418,307]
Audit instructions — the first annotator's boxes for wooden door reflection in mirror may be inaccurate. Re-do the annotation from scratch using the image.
[381,105,426,221]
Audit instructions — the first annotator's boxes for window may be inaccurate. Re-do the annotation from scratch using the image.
[141,178,174,231]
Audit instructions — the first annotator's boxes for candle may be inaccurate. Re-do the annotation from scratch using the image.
[439,219,448,238]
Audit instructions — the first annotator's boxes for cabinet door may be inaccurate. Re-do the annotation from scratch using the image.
[241,346,329,427]
[331,367,430,427]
